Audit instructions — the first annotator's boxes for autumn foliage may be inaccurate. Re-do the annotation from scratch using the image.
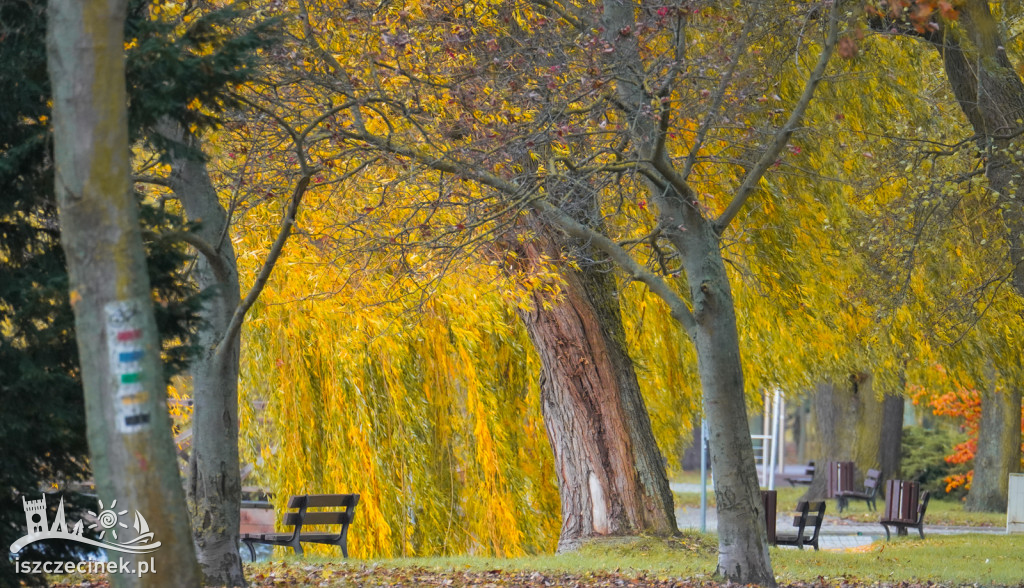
[913,382,1024,493]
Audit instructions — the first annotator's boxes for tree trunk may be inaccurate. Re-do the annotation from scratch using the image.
[879,392,905,484]
[966,386,1022,512]
[160,123,246,585]
[46,1,201,586]
[680,415,703,471]
[653,194,773,584]
[804,375,884,501]
[514,233,676,551]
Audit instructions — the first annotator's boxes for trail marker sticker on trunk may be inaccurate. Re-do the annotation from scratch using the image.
[105,299,151,434]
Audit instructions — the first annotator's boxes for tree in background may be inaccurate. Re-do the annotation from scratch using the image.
[866,0,1024,511]
[250,0,848,582]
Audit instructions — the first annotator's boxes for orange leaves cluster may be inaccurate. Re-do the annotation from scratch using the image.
[912,381,1024,493]
[867,0,961,33]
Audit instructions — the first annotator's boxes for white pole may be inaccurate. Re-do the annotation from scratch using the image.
[767,389,780,490]
[777,393,786,474]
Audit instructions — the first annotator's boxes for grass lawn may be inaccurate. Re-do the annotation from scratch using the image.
[50,533,1024,586]
[223,533,1024,586]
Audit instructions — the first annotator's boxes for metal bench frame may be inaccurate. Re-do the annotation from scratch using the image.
[241,494,359,561]
[775,500,826,551]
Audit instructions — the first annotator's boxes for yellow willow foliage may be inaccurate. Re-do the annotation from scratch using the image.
[237,255,562,557]
[619,282,701,469]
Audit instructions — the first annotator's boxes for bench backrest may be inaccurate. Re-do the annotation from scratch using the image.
[283,494,360,529]
[863,468,881,496]
[882,480,919,523]
[826,461,855,498]
[804,501,826,542]
[791,501,811,537]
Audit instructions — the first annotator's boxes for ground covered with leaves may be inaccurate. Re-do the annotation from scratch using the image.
[47,533,1024,587]
[48,562,1017,588]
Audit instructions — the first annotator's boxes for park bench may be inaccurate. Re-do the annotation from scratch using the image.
[880,480,930,540]
[784,461,815,486]
[241,494,359,561]
[836,468,881,512]
[774,501,826,550]
[825,461,855,499]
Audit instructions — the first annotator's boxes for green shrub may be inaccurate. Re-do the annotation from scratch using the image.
[900,426,971,499]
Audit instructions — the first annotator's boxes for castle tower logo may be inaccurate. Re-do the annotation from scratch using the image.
[9,495,161,555]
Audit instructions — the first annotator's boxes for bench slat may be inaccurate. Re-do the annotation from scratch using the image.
[304,494,360,508]
[284,511,352,526]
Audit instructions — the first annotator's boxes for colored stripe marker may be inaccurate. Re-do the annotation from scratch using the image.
[121,373,141,384]
[119,350,144,362]
[117,329,143,342]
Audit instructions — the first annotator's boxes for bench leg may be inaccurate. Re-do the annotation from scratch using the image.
[292,541,304,557]
[340,524,350,558]
[917,525,924,539]
[243,540,256,563]
[882,523,891,541]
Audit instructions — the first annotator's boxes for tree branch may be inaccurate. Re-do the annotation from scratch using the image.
[714,0,842,233]
[352,129,698,333]
[216,172,312,360]
[144,228,232,282]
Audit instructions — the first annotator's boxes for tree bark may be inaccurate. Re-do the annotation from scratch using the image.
[680,227,771,584]
[966,386,1022,512]
[46,1,201,586]
[514,232,677,551]
[879,392,905,484]
[160,123,246,585]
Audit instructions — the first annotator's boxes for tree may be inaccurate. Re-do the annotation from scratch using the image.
[216,0,684,551]
[866,0,1024,511]
[129,5,279,582]
[45,0,201,585]
[264,0,847,582]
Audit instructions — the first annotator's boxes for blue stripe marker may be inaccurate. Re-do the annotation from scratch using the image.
[119,350,144,362]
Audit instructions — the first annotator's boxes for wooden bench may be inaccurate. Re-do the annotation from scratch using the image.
[880,480,929,540]
[783,461,815,486]
[836,468,881,512]
[825,461,855,499]
[775,501,826,550]
[241,494,359,561]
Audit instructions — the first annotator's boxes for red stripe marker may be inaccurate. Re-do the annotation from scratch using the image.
[116,329,142,342]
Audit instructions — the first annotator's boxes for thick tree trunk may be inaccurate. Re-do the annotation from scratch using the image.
[966,387,1022,512]
[515,234,676,551]
[879,392,905,484]
[160,123,246,585]
[46,1,201,586]
[804,375,884,501]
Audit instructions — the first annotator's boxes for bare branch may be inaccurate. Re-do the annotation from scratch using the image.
[715,0,843,232]
[216,172,312,359]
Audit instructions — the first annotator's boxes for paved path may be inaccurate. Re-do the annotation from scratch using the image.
[671,482,1005,551]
